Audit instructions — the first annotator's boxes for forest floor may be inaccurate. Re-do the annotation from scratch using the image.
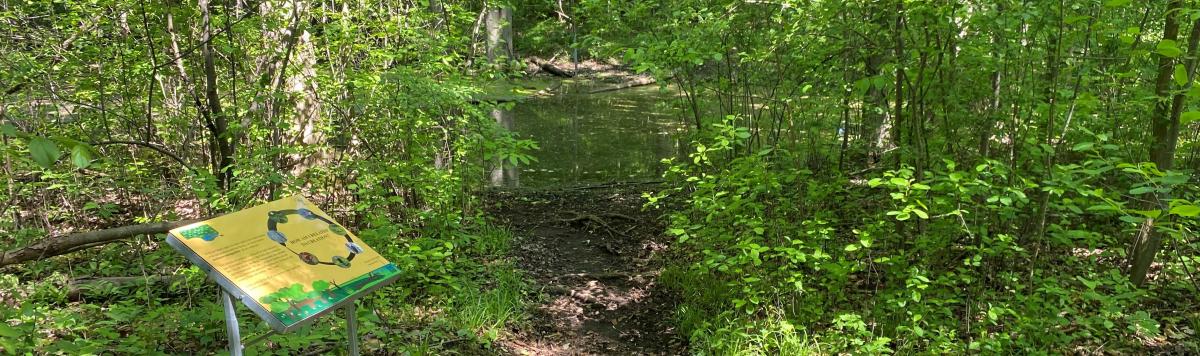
[485,183,687,355]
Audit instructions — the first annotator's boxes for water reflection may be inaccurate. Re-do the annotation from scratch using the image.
[487,81,685,187]
[490,108,520,187]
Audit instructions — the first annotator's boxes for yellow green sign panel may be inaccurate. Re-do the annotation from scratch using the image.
[166,195,400,332]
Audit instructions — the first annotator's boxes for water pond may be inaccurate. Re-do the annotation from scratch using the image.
[488,80,688,188]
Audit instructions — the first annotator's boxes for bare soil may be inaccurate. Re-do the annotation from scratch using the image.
[487,183,687,355]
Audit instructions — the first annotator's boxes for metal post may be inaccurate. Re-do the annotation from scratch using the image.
[346,302,359,356]
[221,290,243,356]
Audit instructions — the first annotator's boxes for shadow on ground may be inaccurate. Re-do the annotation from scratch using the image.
[486,183,686,355]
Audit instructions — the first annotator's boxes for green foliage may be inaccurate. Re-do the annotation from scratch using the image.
[0,0,531,353]
[0,223,528,354]
[652,122,1200,353]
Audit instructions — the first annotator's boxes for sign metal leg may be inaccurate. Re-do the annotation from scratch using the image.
[346,302,359,356]
[221,290,243,356]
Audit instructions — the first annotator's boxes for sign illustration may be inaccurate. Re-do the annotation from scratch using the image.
[166,195,401,332]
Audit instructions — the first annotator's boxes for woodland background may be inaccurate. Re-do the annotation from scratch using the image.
[1,0,1199,354]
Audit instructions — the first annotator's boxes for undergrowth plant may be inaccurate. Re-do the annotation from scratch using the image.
[650,122,1200,354]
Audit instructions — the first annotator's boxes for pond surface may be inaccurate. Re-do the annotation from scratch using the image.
[488,80,688,188]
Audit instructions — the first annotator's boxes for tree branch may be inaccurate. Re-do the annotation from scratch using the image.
[0,219,205,268]
[91,140,197,174]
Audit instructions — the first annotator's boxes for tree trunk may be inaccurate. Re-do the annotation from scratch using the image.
[200,0,234,190]
[288,29,328,176]
[1129,0,1196,286]
[862,4,893,166]
[485,6,514,65]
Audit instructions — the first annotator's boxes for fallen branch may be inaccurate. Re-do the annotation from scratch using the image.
[557,212,630,239]
[535,59,575,78]
[588,76,661,94]
[92,140,197,174]
[0,219,204,268]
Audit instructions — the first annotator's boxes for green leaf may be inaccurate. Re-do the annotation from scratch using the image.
[29,137,61,168]
[1129,186,1155,195]
[0,323,19,338]
[0,124,19,137]
[889,177,908,186]
[1072,142,1094,151]
[1182,111,1200,125]
[1119,215,1144,224]
[854,78,871,94]
[1174,64,1189,86]
[1131,209,1162,219]
[1158,39,1182,58]
[844,244,860,252]
[913,209,929,219]
[1103,0,1131,7]
[1170,204,1200,217]
[70,144,93,169]
[1161,173,1190,185]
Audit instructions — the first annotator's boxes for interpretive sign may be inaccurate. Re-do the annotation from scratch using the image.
[166,195,401,333]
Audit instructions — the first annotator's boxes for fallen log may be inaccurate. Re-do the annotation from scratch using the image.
[588,76,659,94]
[0,219,204,268]
[536,60,575,78]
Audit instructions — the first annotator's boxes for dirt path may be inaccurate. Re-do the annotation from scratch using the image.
[487,184,686,355]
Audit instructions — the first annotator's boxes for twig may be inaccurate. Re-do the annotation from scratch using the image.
[92,140,197,174]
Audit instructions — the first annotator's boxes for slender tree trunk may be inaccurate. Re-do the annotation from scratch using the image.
[863,4,892,166]
[200,0,234,190]
[891,0,905,169]
[1129,0,1194,286]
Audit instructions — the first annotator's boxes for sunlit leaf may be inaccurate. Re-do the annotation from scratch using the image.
[1182,111,1200,125]
[1170,204,1200,217]
[29,137,61,169]
[913,209,929,219]
[71,144,94,169]
[1157,39,1182,58]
